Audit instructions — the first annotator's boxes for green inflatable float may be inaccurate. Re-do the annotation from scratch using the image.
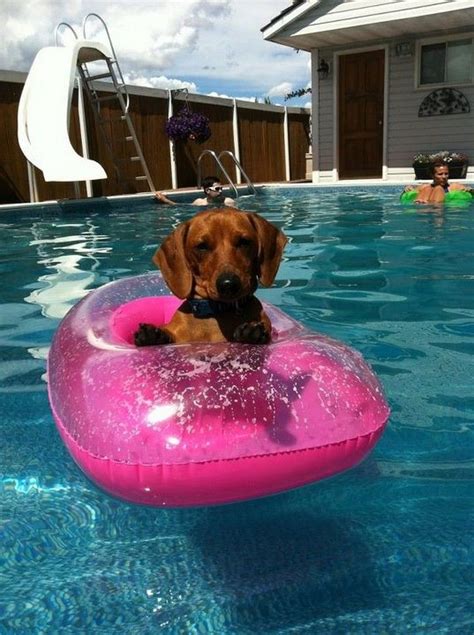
[400,189,473,207]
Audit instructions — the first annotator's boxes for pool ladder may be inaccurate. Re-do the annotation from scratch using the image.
[197,150,257,198]
[55,13,155,193]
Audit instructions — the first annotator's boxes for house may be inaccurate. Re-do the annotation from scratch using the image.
[262,0,474,183]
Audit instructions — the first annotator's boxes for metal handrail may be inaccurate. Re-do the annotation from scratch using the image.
[197,150,238,198]
[197,150,257,198]
[218,150,257,195]
[82,12,130,112]
[54,22,79,46]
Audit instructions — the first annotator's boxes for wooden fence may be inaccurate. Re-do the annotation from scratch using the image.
[0,70,311,204]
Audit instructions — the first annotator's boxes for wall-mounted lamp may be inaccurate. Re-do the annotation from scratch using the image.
[395,41,414,57]
[317,58,330,80]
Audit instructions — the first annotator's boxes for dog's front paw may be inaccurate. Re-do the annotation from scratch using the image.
[233,321,270,344]
[134,323,173,347]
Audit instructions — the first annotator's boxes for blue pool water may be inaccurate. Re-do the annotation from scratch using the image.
[1,187,473,633]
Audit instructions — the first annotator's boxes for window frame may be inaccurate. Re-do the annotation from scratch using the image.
[415,33,474,90]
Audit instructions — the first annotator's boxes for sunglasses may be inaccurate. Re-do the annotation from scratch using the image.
[207,186,223,192]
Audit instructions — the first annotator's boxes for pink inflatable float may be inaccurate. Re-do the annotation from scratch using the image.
[48,273,389,507]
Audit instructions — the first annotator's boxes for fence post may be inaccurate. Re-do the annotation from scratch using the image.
[27,161,39,203]
[77,76,93,198]
[168,90,178,189]
[284,106,290,182]
[232,99,241,184]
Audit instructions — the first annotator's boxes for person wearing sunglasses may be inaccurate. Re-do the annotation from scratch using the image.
[192,176,236,207]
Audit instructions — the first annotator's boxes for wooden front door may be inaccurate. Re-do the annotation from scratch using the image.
[338,50,385,179]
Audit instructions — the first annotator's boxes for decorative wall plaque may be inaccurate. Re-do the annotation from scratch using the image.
[418,88,470,117]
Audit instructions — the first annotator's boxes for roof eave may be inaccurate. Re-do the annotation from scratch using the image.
[261,0,321,41]
[263,4,474,52]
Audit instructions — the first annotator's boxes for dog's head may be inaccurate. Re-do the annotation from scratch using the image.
[153,209,287,301]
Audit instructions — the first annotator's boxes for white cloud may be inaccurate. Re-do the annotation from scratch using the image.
[205,92,265,105]
[206,91,232,99]
[2,0,310,102]
[267,82,293,98]
[122,72,197,93]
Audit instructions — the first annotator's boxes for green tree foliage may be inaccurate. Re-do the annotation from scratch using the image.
[284,87,312,101]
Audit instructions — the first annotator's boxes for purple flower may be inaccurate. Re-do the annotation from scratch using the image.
[165,107,211,144]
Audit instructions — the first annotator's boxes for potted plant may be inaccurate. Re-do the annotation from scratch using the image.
[412,151,469,179]
[433,151,468,179]
[165,105,211,144]
[412,153,432,179]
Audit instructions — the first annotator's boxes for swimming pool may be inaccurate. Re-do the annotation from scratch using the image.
[1,186,473,633]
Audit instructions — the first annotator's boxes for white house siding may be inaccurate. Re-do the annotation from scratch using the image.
[387,46,474,181]
[313,48,339,182]
[312,36,474,182]
[306,0,465,26]
[317,64,335,177]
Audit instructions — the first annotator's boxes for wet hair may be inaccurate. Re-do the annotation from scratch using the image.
[202,176,221,191]
[430,161,449,176]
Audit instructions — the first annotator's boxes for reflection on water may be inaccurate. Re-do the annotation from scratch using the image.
[1,188,474,633]
[25,221,111,319]
[25,254,97,319]
[290,196,388,321]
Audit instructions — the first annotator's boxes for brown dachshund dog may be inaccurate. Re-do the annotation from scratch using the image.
[134,208,287,346]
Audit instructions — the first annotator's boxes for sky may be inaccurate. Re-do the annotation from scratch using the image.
[2,0,311,106]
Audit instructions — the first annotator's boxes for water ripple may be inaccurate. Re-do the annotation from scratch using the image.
[1,189,473,633]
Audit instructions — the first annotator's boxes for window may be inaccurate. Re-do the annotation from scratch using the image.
[419,37,473,86]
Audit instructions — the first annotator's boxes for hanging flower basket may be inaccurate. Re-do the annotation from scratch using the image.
[165,106,211,144]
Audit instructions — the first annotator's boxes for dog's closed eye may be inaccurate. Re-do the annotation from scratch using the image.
[236,236,253,248]
[195,241,210,252]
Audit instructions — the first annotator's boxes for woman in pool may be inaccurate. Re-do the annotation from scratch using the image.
[402,161,472,204]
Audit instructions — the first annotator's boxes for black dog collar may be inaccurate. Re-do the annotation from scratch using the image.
[188,297,251,318]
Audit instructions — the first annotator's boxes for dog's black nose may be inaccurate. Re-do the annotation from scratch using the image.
[216,272,242,298]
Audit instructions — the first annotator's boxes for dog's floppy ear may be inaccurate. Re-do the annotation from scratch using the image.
[248,213,287,287]
[153,222,193,298]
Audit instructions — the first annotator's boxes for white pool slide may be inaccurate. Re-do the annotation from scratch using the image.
[17,40,109,182]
